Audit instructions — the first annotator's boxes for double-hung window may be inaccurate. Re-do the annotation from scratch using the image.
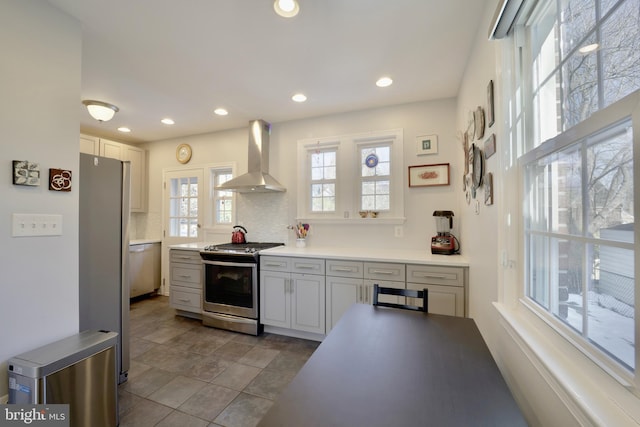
[297,129,404,221]
[211,168,234,226]
[503,0,640,383]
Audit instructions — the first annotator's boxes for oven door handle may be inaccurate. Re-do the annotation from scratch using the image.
[202,260,257,268]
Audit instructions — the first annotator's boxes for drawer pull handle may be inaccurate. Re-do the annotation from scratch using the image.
[265,263,285,267]
[176,256,191,259]
[333,267,354,272]
[178,274,192,278]
[416,273,449,279]
[296,264,317,269]
[178,298,191,302]
[371,269,395,275]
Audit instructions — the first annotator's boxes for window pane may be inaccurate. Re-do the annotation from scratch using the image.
[311,198,323,211]
[586,122,634,239]
[324,151,336,166]
[362,182,375,195]
[322,184,335,197]
[376,195,390,210]
[189,219,198,237]
[311,168,324,180]
[376,162,390,176]
[601,1,640,108]
[528,233,551,310]
[562,36,599,130]
[559,0,596,59]
[525,146,583,234]
[323,197,335,211]
[362,195,375,210]
[376,180,390,195]
[590,244,635,369]
[324,166,336,180]
[556,238,584,333]
[311,184,323,197]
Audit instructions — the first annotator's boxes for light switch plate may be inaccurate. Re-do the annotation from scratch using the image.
[12,213,63,237]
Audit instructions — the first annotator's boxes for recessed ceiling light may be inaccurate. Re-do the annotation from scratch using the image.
[292,93,307,102]
[274,0,299,18]
[161,118,175,125]
[214,108,228,116]
[578,43,599,54]
[118,127,131,133]
[376,77,393,88]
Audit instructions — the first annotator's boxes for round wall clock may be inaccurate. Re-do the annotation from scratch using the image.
[176,144,192,164]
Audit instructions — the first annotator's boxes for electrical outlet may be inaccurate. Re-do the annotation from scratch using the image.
[394,226,404,238]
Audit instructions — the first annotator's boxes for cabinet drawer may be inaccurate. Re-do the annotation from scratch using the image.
[170,249,202,265]
[170,286,202,312]
[406,265,464,287]
[291,258,325,275]
[326,260,364,278]
[364,262,405,282]
[261,256,292,272]
[171,264,202,287]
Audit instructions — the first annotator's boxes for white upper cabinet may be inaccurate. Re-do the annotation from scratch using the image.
[80,135,147,212]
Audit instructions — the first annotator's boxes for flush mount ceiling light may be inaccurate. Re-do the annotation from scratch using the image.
[376,77,393,88]
[292,93,307,102]
[161,118,175,125]
[82,100,119,122]
[117,127,131,133]
[274,0,299,18]
[214,108,229,116]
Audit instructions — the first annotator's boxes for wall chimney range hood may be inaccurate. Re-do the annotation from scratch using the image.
[217,119,286,193]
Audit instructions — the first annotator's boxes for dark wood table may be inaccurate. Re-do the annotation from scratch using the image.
[259,304,527,427]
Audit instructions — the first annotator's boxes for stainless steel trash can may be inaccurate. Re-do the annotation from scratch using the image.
[8,330,118,427]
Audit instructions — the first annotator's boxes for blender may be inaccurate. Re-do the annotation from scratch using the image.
[431,210,457,255]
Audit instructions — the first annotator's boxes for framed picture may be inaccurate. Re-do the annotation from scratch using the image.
[487,80,495,128]
[13,160,40,186]
[484,172,494,205]
[408,163,450,187]
[49,168,72,192]
[415,134,438,155]
[484,134,496,159]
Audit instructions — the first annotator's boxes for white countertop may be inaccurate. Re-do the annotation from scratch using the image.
[262,245,468,267]
[168,242,468,267]
[130,239,162,245]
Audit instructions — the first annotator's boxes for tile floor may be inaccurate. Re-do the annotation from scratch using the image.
[119,295,320,427]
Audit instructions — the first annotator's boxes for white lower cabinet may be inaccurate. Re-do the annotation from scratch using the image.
[406,264,465,316]
[168,249,202,314]
[264,255,468,338]
[260,256,326,335]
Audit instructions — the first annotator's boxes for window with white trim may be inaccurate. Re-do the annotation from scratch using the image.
[297,129,404,221]
[211,168,233,225]
[503,0,639,382]
[360,144,390,211]
[310,149,337,212]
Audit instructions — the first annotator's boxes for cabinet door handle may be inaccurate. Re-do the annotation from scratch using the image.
[178,297,191,302]
[371,269,396,275]
[178,274,192,278]
[265,262,285,268]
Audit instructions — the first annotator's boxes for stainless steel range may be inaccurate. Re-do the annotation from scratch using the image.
[200,242,283,335]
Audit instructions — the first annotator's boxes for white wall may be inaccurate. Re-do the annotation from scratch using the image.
[0,0,81,398]
[141,99,461,251]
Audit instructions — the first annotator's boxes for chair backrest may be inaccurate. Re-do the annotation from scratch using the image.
[372,284,428,312]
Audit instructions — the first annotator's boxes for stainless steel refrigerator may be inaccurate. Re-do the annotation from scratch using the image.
[79,153,130,384]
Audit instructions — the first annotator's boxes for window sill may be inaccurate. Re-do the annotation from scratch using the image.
[295,216,406,225]
[493,301,640,426]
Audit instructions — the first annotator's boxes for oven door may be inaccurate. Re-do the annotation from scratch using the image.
[202,260,258,319]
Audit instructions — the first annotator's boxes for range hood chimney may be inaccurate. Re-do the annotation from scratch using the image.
[216,119,286,193]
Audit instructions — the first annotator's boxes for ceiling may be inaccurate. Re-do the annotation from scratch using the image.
[47,0,490,144]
